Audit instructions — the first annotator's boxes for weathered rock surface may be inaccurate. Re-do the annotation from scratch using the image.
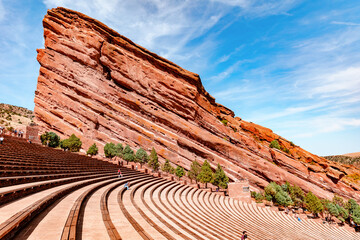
[34,7,360,201]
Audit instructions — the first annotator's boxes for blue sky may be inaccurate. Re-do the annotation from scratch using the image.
[0,0,359,156]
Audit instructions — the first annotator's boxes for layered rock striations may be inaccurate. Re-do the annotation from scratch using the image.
[35,7,360,201]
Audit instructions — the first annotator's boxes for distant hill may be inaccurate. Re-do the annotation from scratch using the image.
[0,103,34,130]
[323,153,360,167]
[343,152,360,158]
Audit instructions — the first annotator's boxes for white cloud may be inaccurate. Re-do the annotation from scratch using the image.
[209,60,243,82]
[0,0,5,22]
[211,0,300,17]
[43,0,226,69]
[309,67,360,97]
[331,21,360,26]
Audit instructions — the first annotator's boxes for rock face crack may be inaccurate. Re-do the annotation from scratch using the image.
[98,41,112,81]
[34,7,360,201]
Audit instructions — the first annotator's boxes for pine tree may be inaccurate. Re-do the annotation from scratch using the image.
[148,147,159,172]
[135,148,148,167]
[187,160,201,184]
[198,160,213,188]
[161,159,172,173]
[175,166,185,180]
[122,145,135,164]
[86,143,98,157]
[212,164,229,189]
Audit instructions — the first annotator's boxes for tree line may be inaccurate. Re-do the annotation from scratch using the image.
[251,181,360,227]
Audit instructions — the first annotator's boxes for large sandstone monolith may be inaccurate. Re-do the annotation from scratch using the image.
[34,7,360,201]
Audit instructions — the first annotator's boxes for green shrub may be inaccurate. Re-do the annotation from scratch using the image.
[221,119,228,126]
[265,182,281,197]
[251,191,257,198]
[175,166,185,180]
[327,202,339,217]
[251,192,264,202]
[346,199,360,224]
[40,132,60,148]
[269,140,280,150]
[332,194,344,207]
[281,146,290,154]
[86,143,98,157]
[289,184,305,207]
[104,143,117,159]
[305,191,323,215]
[337,205,348,222]
[275,191,293,207]
[281,182,290,192]
[265,194,273,201]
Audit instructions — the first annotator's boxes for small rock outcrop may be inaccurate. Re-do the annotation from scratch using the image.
[34,7,360,201]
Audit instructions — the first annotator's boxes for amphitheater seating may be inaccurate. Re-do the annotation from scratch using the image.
[0,136,358,239]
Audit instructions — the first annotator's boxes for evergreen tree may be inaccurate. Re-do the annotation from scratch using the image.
[212,163,229,189]
[161,159,172,173]
[86,143,98,157]
[104,142,117,159]
[148,148,160,172]
[123,145,135,164]
[305,191,323,216]
[135,148,148,167]
[175,166,185,180]
[198,160,213,188]
[187,160,201,183]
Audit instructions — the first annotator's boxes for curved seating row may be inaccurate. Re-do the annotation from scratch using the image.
[0,136,358,239]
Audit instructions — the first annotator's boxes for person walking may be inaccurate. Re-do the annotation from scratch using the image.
[0,136,4,144]
[118,169,122,178]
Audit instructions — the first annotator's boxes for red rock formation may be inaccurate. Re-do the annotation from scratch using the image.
[34,7,360,201]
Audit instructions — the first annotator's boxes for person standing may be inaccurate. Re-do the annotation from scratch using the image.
[241,231,247,239]
[0,136,4,144]
[118,169,122,178]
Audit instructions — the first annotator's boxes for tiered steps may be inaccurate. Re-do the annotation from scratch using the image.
[0,136,358,239]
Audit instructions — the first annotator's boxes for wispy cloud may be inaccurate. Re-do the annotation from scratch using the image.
[331,21,360,26]
[0,0,5,22]
[211,0,300,17]
[209,60,244,82]
[43,0,227,70]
